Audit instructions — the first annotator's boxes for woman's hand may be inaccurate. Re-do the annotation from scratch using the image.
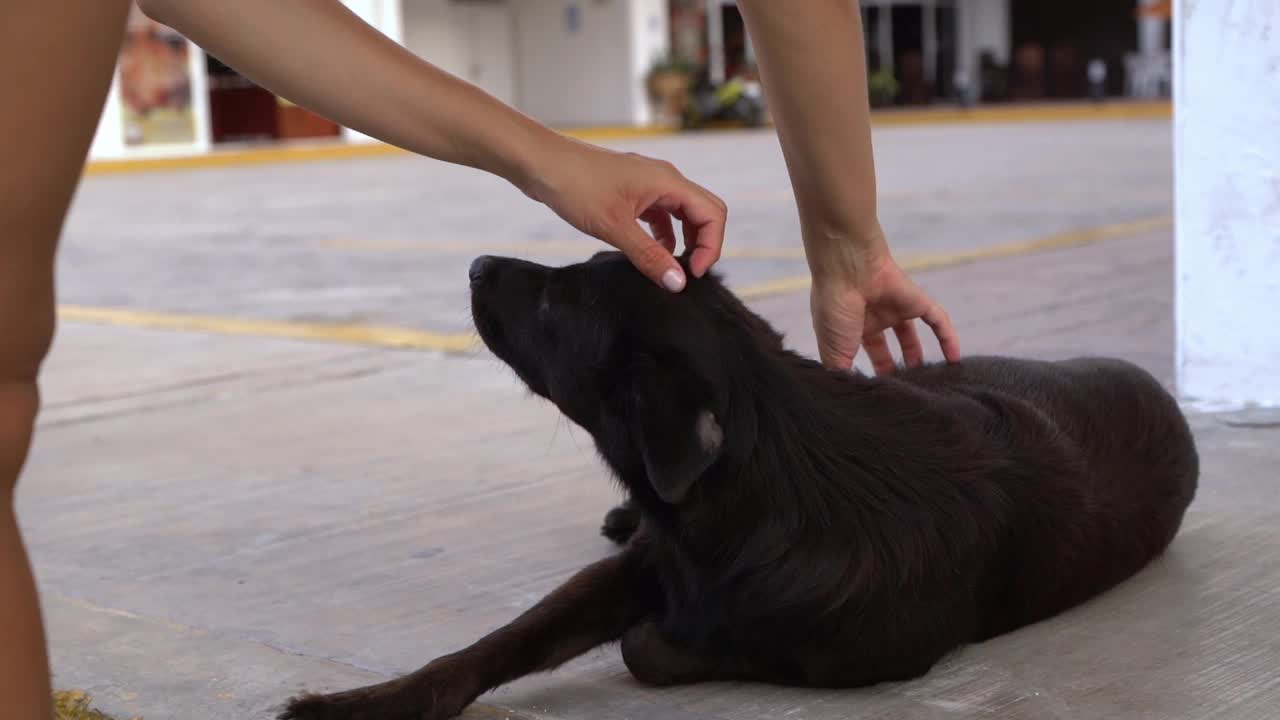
[520,136,727,291]
[810,253,960,373]
[735,1,961,372]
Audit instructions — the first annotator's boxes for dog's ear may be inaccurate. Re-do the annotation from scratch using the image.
[630,363,723,504]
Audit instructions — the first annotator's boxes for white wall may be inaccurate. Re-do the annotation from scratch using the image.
[402,0,659,127]
[401,0,468,79]
[629,0,670,126]
[402,0,517,106]
[1174,0,1280,408]
[956,0,1011,79]
[514,0,639,127]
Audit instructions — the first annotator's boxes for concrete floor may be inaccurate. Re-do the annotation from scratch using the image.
[21,119,1280,719]
[58,119,1171,333]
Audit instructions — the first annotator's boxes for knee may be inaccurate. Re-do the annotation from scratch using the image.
[0,300,55,384]
[0,299,53,498]
[0,382,40,498]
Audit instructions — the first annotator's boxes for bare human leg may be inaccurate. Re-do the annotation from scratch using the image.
[0,2,132,717]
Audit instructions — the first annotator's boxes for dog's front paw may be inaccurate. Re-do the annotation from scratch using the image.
[279,669,476,720]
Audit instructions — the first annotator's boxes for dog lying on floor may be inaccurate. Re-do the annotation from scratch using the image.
[281,252,1198,720]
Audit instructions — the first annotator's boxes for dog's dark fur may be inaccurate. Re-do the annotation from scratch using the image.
[282,252,1198,720]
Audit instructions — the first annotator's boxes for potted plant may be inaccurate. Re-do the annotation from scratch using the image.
[646,55,698,126]
[868,68,899,108]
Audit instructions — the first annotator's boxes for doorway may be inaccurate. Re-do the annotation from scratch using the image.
[205,55,341,144]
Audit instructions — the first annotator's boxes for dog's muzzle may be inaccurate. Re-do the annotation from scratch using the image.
[469,255,497,288]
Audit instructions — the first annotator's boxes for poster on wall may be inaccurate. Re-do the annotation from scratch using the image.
[118,6,197,146]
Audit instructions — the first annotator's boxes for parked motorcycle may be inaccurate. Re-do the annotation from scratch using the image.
[682,75,766,129]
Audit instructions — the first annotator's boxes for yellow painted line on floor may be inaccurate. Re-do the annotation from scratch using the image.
[55,215,1169,351]
[57,305,479,353]
[735,215,1173,301]
[562,125,681,141]
[82,141,407,177]
[870,100,1171,128]
[82,102,1169,177]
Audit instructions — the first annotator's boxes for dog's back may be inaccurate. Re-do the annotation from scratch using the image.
[899,356,1199,638]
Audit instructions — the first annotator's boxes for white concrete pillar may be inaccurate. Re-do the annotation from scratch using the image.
[955,0,1011,89]
[877,3,894,73]
[922,0,937,86]
[1137,0,1167,55]
[342,0,404,43]
[342,0,405,143]
[706,0,726,84]
[1174,0,1280,408]
[629,0,671,126]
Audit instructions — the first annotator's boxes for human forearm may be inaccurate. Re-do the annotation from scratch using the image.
[737,0,886,284]
[140,0,727,289]
[139,0,554,192]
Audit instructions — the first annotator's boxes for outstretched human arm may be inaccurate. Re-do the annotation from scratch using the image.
[140,0,727,289]
[737,0,960,370]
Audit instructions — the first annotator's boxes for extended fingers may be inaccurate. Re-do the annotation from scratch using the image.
[647,188,726,277]
[611,220,685,291]
[893,320,925,368]
[862,330,896,376]
[921,302,961,363]
[640,206,678,254]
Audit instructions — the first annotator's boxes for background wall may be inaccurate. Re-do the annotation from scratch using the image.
[515,0,643,127]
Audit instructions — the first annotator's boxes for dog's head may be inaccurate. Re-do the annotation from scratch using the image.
[470,252,783,505]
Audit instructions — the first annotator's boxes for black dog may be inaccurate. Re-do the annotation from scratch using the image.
[282,252,1198,720]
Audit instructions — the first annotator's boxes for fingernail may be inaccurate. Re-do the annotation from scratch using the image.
[662,268,686,292]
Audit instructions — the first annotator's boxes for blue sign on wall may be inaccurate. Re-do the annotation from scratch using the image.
[566,4,581,33]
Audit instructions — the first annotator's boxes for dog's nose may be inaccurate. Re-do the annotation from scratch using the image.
[469,255,496,286]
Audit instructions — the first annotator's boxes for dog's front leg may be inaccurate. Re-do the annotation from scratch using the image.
[280,549,655,720]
